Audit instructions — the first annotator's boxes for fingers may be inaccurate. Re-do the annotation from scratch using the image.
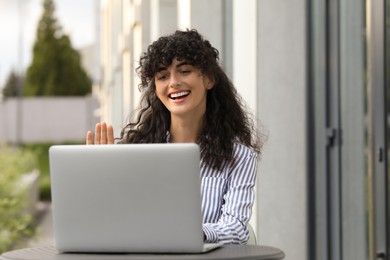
[94,123,101,144]
[86,131,93,145]
[87,122,115,145]
[100,122,107,144]
[107,125,114,144]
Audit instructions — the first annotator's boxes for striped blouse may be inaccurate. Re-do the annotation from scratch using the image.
[200,142,258,244]
[166,133,258,244]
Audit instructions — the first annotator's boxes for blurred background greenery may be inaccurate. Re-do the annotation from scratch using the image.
[0,141,82,253]
[0,0,93,253]
[21,143,53,201]
[0,145,37,253]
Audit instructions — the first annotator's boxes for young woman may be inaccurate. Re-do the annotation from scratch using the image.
[87,29,263,244]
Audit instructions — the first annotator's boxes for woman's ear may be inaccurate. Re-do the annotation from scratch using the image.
[206,76,215,90]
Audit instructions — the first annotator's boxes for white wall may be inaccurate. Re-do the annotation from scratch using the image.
[257,1,308,259]
[0,96,99,143]
[232,0,258,235]
[190,0,224,60]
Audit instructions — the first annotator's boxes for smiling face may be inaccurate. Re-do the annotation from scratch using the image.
[154,58,214,121]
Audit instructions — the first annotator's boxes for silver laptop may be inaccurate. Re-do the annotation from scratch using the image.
[49,143,221,253]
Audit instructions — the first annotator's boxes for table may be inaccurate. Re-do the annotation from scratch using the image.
[1,244,284,260]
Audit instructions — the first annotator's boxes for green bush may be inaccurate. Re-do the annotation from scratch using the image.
[22,144,52,201]
[22,142,84,201]
[0,145,38,253]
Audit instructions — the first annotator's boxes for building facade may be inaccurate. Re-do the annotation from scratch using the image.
[98,1,389,259]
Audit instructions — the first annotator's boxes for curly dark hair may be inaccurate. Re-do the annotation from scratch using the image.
[119,29,262,170]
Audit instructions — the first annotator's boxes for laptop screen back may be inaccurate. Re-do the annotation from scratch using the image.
[49,143,204,253]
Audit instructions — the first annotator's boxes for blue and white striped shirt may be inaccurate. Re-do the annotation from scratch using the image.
[166,133,258,244]
[200,142,258,244]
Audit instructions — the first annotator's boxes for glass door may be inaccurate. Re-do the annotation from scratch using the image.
[385,0,390,258]
[309,0,389,259]
[367,0,388,258]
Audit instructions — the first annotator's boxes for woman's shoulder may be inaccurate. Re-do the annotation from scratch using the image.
[218,142,258,177]
[228,142,259,172]
[232,141,258,160]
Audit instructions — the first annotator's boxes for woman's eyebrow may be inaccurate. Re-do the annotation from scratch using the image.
[156,66,167,73]
[156,61,190,73]
[176,61,189,67]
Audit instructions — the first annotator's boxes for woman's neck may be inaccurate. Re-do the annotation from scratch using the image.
[169,115,203,143]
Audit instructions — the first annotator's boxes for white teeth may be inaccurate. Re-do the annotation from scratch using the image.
[170,91,190,99]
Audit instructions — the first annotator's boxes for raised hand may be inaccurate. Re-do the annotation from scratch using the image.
[86,122,114,145]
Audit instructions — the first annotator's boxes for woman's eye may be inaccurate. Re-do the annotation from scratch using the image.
[180,70,190,75]
[156,74,167,80]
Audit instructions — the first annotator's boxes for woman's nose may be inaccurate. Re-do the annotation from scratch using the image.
[169,73,180,88]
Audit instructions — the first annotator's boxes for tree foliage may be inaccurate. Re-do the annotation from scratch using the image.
[2,71,24,98]
[24,0,91,96]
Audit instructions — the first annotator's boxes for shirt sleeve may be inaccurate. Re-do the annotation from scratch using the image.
[202,148,258,244]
